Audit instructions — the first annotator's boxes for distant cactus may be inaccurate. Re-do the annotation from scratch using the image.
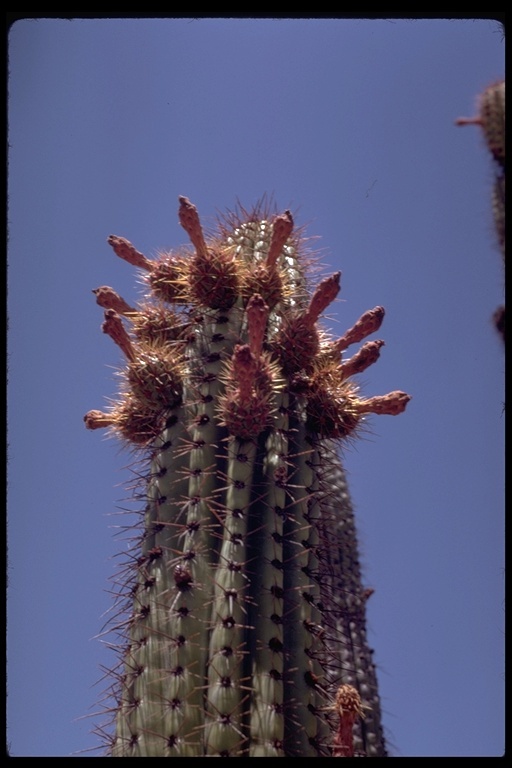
[85,197,410,756]
[456,79,505,341]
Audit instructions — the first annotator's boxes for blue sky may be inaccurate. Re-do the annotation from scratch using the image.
[7,17,504,757]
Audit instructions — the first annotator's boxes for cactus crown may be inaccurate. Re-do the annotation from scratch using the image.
[85,197,410,757]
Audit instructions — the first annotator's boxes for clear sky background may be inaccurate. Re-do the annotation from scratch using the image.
[7,17,505,758]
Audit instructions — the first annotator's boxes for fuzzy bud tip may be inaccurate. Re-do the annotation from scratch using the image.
[246,294,269,356]
[267,210,294,268]
[331,684,364,758]
[107,235,151,271]
[356,390,411,416]
[178,196,208,257]
[93,286,134,315]
[340,339,385,378]
[334,306,386,354]
[101,309,135,361]
[84,410,114,430]
[305,272,341,325]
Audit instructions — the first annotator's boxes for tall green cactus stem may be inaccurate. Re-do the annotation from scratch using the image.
[85,197,410,756]
[456,79,505,341]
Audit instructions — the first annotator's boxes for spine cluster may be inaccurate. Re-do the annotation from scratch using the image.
[85,197,410,756]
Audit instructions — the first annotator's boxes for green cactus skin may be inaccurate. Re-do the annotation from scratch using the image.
[85,197,410,757]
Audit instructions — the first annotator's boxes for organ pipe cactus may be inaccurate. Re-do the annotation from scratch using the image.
[85,197,410,757]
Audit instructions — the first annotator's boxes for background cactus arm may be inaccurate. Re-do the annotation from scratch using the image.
[316,440,387,757]
[456,79,505,342]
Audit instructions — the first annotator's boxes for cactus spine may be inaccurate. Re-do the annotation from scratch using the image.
[85,197,410,756]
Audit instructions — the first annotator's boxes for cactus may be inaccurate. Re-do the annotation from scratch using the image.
[456,79,505,341]
[85,197,410,757]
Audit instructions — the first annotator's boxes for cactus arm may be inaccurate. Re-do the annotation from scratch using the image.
[247,396,288,757]
[141,410,190,557]
[165,314,246,755]
[110,409,200,757]
[456,79,505,341]
[282,408,326,757]
[455,79,505,167]
[204,437,257,755]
